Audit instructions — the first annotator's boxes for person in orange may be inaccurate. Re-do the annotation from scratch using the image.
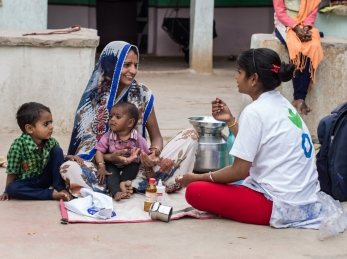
[273,0,324,115]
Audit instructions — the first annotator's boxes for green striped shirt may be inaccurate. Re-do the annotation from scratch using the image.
[6,133,59,180]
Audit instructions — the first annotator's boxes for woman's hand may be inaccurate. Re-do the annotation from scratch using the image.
[96,165,112,184]
[212,98,235,125]
[175,173,202,187]
[0,192,10,201]
[293,26,309,42]
[65,155,84,165]
[140,150,160,167]
[303,26,312,41]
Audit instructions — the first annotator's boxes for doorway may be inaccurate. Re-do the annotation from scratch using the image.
[96,0,148,53]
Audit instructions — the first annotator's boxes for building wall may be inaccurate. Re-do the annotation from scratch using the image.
[0,26,99,134]
[46,0,275,56]
[148,7,275,56]
[315,12,347,38]
[48,5,96,29]
[0,0,47,29]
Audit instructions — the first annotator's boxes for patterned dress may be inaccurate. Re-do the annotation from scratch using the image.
[60,41,199,197]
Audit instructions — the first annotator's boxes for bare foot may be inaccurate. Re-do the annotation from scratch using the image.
[119,180,133,199]
[114,192,128,201]
[292,99,312,115]
[144,167,156,179]
[166,182,183,193]
[52,189,73,201]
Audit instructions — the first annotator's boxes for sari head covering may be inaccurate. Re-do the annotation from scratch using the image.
[286,0,324,84]
[68,41,154,160]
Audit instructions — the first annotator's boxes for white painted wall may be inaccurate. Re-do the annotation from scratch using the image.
[0,0,47,29]
[48,5,96,29]
[315,13,347,38]
[0,46,96,134]
[148,7,274,56]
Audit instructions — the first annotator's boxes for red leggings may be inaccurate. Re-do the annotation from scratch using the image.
[185,182,273,225]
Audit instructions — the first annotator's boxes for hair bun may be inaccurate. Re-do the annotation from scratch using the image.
[278,62,295,82]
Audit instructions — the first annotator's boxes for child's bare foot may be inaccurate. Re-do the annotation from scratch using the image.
[119,180,133,199]
[292,99,312,115]
[52,189,73,201]
[114,192,128,201]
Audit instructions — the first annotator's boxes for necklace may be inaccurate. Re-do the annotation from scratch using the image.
[37,143,45,152]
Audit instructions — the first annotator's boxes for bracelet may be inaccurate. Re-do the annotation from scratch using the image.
[209,171,215,183]
[96,161,105,165]
[227,118,237,129]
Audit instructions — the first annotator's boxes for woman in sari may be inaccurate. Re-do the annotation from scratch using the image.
[273,0,324,115]
[60,41,198,198]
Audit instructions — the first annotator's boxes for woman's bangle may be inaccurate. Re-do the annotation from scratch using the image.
[209,171,215,183]
[227,118,237,129]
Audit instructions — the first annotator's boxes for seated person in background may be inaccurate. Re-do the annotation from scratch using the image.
[273,0,324,115]
[95,102,150,201]
[0,102,72,201]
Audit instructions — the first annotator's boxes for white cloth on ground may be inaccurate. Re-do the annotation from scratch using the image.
[64,188,114,219]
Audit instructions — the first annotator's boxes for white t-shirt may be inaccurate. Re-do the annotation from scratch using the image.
[230,91,320,206]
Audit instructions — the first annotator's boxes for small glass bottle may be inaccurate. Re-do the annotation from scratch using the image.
[144,178,157,212]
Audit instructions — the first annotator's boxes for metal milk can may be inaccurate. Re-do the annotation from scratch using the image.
[189,116,229,173]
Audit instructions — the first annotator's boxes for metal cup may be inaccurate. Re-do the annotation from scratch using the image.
[149,202,173,223]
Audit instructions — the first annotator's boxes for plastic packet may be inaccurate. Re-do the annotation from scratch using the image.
[318,192,347,240]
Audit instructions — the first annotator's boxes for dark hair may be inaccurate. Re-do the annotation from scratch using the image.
[16,102,51,133]
[111,102,139,129]
[237,48,295,91]
[129,46,139,57]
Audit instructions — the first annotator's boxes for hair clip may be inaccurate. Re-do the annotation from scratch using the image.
[270,64,280,73]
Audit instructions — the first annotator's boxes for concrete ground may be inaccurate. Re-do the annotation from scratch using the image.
[0,56,347,259]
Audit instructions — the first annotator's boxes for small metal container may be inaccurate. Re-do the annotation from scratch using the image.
[189,116,228,173]
[149,202,173,223]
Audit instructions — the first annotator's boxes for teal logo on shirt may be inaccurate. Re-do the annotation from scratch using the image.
[288,108,312,158]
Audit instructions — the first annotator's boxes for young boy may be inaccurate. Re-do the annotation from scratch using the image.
[95,102,150,201]
[0,102,73,201]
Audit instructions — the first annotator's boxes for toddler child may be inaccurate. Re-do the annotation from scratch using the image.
[95,102,150,201]
[0,102,73,201]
